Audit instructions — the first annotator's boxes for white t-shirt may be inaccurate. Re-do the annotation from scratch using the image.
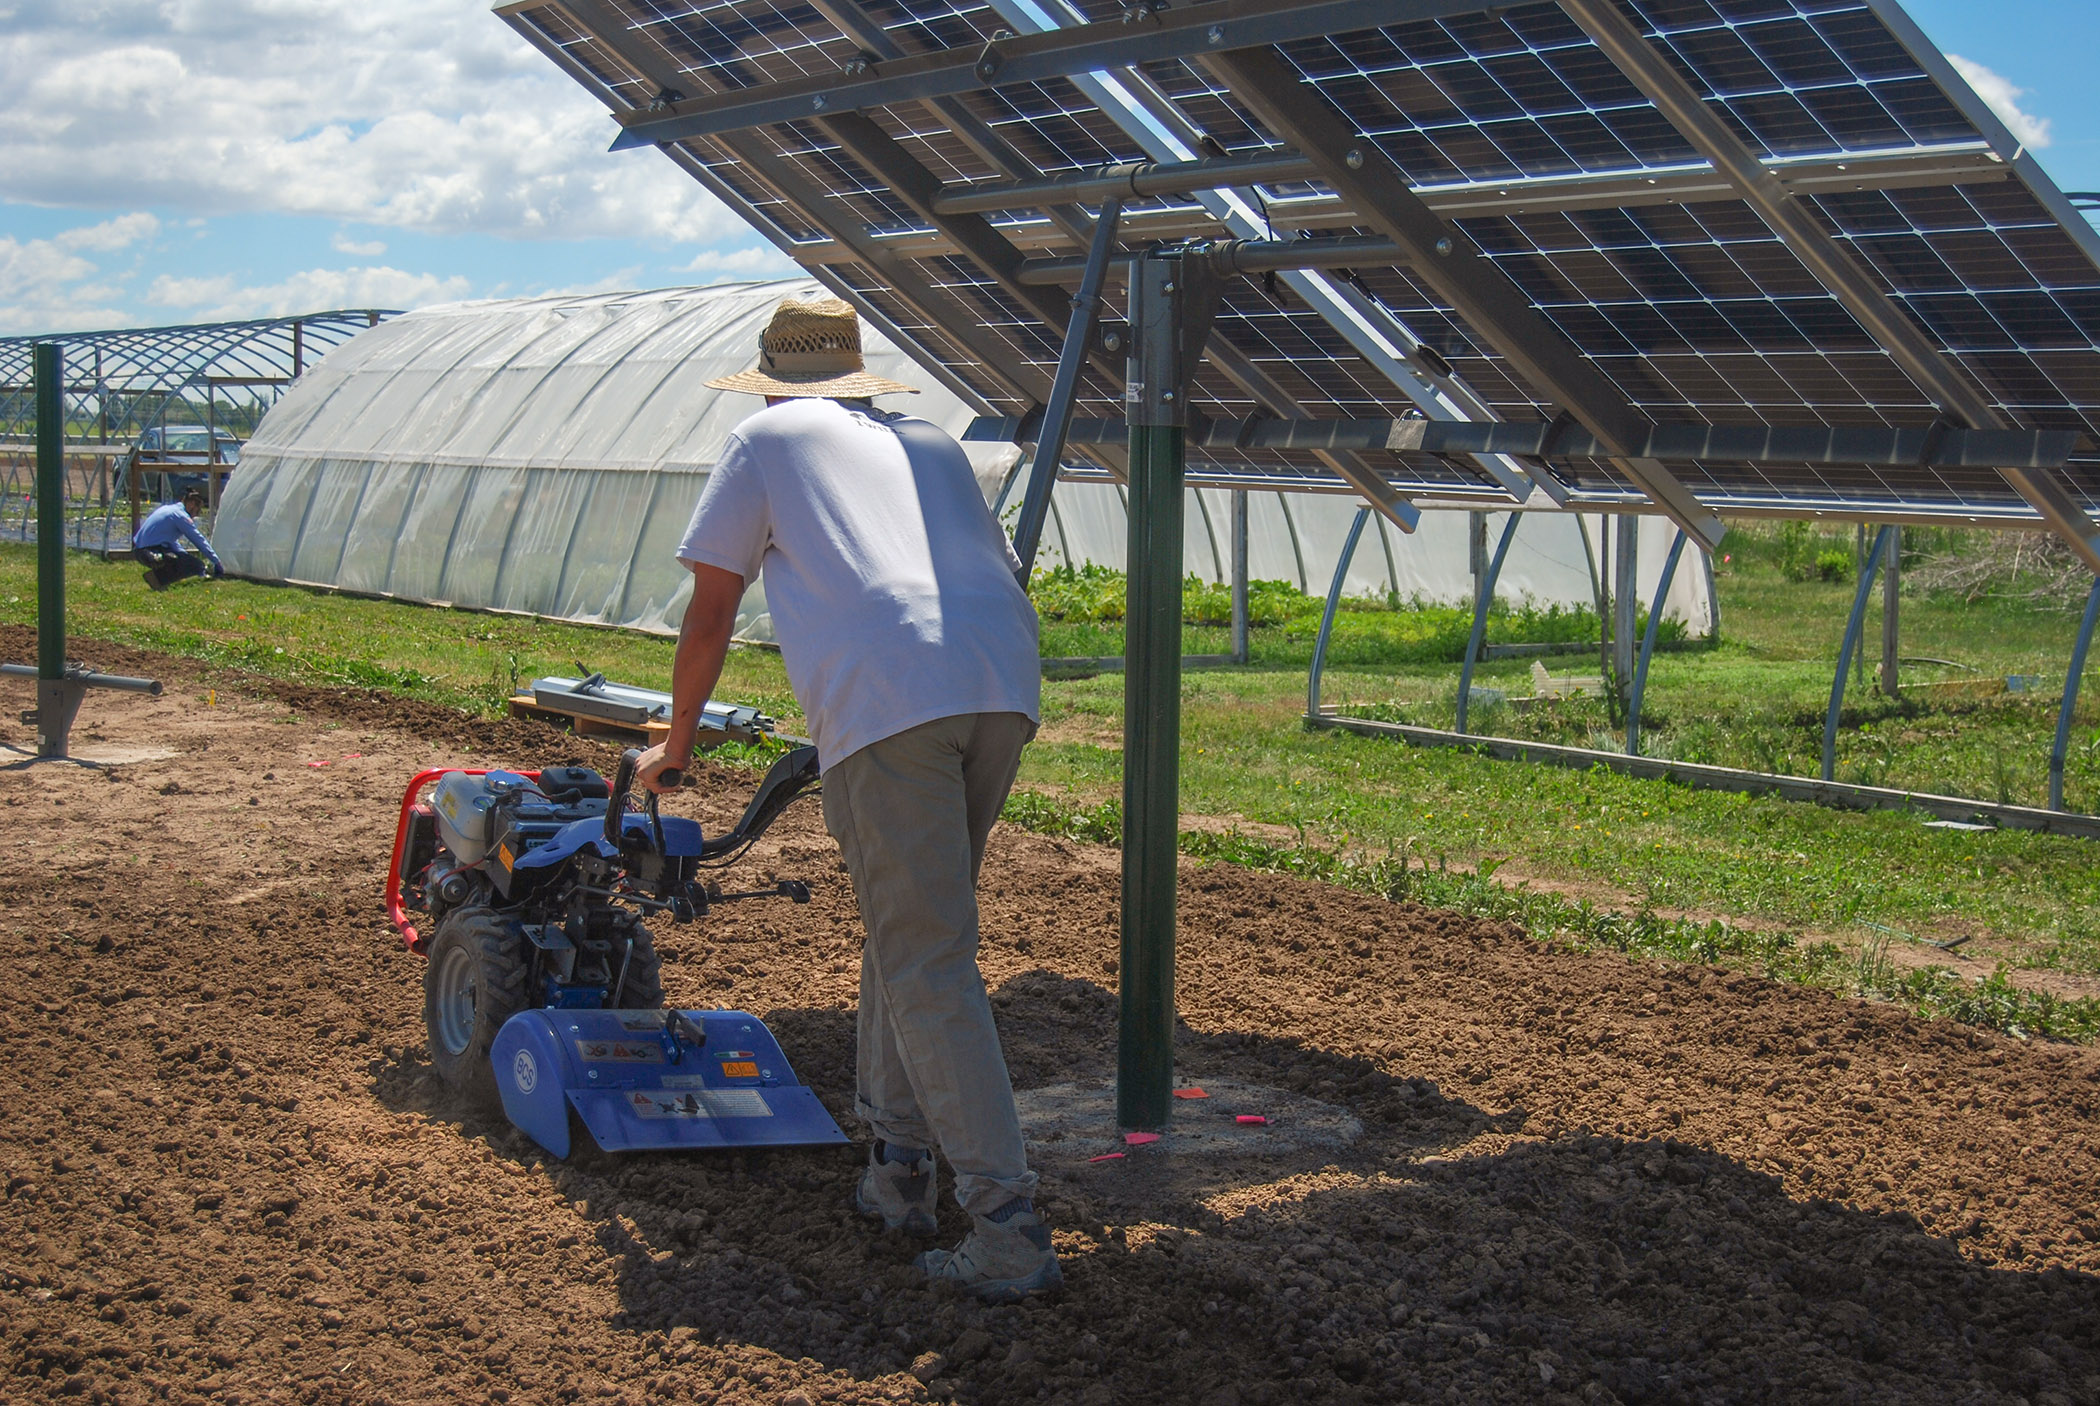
[677,398,1040,771]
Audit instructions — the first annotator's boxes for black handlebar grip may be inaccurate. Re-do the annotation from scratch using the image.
[657,768,684,787]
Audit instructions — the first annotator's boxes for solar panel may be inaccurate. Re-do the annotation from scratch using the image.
[500,0,2100,553]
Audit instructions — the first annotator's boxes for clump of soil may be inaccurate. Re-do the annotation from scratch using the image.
[1,627,2097,1406]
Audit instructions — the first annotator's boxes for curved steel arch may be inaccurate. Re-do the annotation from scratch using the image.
[0,311,395,441]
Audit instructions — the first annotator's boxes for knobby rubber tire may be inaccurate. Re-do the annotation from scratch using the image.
[423,905,530,1105]
[607,911,664,1010]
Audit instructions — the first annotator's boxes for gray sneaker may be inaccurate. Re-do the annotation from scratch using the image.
[916,1198,1063,1303]
[854,1141,937,1235]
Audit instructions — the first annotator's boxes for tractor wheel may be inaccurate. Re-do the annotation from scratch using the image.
[423,905,530,1104]
[607,912,664,1010]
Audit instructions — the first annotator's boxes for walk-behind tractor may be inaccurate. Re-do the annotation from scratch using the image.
[386,747,848,1157]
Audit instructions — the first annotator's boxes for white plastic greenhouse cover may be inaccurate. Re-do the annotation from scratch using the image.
[217,280,1709,637]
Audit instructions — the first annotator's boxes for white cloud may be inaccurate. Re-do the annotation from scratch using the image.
[331,233,387,257]
[681,246,799,281]
[0,1,745,244]
[0,212,160,333]
[1947,54,2053,150]
[144,264,474,320]
[59,212,160,252]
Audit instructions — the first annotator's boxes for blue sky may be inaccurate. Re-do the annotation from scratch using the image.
[1,0,2096,335]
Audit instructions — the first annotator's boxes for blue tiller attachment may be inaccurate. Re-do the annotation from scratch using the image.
[491,1007,849,1158]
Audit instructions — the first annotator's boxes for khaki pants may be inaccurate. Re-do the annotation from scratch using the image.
[822,711,1037,1216]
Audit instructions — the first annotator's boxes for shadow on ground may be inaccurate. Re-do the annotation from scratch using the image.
[372,973,2100,1406]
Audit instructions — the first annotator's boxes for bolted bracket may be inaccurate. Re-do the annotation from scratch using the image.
[1125,250,1221,428]
[35,678,88,760]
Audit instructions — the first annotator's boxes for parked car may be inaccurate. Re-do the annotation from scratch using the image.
[133,425,242,502]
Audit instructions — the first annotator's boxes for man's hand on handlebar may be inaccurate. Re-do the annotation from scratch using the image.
[634,742,689,795]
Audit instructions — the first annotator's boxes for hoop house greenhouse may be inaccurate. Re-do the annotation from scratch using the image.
[215,282,1710,638]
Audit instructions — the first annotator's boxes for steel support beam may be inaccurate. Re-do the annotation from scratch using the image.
[1119,252,1194,1131]
[1823,524,1895,782]
[801,0,1107,256]
[1626,529,1688,757]
[1231,490,1250,664]
[1561,0,2100,573]
[1307,507,1371,718]
[34,343,82,760]
[807,144,2012,263]
[814,110,1124,385]
[1880,526,1901,697]
[930,143,2004,225]
[1613,516,1638,716]
[973,0,1558,506]
[936,152,1317,216]
[1203,44,1724,551]
[1455,511,1522,736]
[1192,335,1425,530]
[530,1,1043,413]
[969,414,2084,472]
[1012,197,1123,582]
[608,0,1505,149]
[35,343,62,673]
[2051,579,2100,812]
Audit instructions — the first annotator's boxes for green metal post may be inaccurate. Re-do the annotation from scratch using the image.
[1118,252,1189,1131]
[37,345,63,677]
[35,343,67,757]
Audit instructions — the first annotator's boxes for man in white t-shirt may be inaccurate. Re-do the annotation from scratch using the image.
[635,296,1057,1302]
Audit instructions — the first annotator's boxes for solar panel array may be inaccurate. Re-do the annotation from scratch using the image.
[501,0,2100,535]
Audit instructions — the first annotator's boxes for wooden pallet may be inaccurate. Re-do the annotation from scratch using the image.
[508,694,670,745]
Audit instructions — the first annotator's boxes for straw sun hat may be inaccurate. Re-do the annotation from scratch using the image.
[705,296,919,398]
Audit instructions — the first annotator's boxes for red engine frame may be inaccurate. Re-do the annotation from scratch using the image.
[386,768,542,955]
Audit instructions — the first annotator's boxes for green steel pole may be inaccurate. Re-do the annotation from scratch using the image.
[1118,253,1186,1131]
[36,343,63,682]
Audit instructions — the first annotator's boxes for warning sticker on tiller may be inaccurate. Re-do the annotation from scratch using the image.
[624,1089,773,1119]
[577,1039,664,1063]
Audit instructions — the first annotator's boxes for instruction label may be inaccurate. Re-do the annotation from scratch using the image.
[577,1038,664,1064]
[624,1089,772,1119]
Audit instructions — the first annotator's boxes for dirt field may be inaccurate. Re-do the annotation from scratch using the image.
[2,625,2098,1406]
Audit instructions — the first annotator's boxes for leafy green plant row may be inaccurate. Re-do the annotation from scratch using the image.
[997,789,2100,1043]
[1026,562,1668,660]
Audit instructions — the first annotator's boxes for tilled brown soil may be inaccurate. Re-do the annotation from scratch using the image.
[2,626,2098,1406]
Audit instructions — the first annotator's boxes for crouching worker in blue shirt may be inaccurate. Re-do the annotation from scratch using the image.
[134,487,223,590]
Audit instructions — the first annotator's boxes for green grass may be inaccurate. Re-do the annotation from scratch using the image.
[0,548,796,726]
[1003,789,2100,1041]
[8,529,2100,1040]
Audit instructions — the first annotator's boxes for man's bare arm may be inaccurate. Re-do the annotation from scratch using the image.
[636,562,745,794]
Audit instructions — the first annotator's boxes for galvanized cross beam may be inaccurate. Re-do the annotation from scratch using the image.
[968,414,2085,471]
[539,0,1065,414]
[809,0,1427,520]
[801,144,2011,264]
[1201,44,1726,551]
[607,0,1505,151]
[1559,0,2100,574]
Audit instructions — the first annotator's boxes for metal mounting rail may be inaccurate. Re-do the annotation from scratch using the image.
[967,415,2087,472]
[607,0,1500,150]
